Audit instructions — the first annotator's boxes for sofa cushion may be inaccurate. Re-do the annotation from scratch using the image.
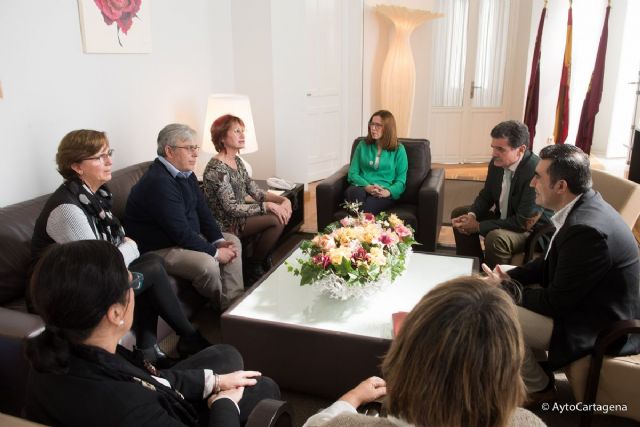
[108,161,152,219]
[0,195,49,305]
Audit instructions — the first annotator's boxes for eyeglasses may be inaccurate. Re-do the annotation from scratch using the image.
[83,148,115,163]
[130,272,144,291]
[232,128,245,135]
[368,122,383,130]
[171,144,200,152]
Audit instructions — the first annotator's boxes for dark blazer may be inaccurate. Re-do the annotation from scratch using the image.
[509,190,640,368]
[124,159,224,257]
[471,150,551,236]
[24,345,239,427]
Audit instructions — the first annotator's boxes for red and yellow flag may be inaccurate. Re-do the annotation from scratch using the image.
[576,6,610,154]
[553,3,572,144]
[523,5,547,150]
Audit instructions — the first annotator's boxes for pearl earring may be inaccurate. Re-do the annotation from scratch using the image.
[119,320,124,326]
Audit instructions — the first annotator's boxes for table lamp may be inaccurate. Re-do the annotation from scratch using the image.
[202,94,259,176]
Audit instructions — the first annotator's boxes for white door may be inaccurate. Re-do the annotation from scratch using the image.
[428,0,518,163]
[304,0,343,182]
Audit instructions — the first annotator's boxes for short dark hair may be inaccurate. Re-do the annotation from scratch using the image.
[25,241,130,374]
[539,144,592,194]
[490,120,529,149]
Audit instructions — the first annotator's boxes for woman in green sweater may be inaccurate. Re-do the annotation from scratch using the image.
[346,110,408,214]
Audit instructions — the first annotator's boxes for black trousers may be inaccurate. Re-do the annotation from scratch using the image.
[173,345,281,426]
[130,253,196,349]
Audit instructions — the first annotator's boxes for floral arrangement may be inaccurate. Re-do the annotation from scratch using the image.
[287,202,416,299]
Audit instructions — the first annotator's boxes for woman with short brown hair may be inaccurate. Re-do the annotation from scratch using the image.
[304,276,545,427]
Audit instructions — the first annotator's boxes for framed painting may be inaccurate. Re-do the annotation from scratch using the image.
[78,0,152,53]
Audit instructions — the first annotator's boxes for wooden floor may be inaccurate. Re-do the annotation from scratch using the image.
[300,158,638,246]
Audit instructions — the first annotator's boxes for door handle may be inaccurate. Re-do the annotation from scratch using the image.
[470,80,482,99]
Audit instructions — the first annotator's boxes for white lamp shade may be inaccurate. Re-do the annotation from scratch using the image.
[202,94,259,154]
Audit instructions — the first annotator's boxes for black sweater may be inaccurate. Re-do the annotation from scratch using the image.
[124,159,223,257]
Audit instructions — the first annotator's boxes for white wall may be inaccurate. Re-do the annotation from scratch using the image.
[229,0,277,180]
[592,0,640,158]
[0,0,235,206]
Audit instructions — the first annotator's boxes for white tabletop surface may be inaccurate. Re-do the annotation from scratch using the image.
[229,249,475,340]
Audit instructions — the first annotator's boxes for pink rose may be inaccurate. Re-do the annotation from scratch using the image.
[394,224,412,238]
[312,254,331,269]
[377,232,399,246]
[351,247,368,263]
[362,212,376,223]
[94,0,142,35]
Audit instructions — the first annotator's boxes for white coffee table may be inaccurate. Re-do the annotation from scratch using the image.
[221,247,476,398]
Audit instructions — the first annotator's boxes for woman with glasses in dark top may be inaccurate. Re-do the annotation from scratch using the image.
[30,129,210,367]
[24,240,280,427]
[345,110,408,215]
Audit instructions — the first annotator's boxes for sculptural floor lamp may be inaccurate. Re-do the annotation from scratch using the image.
[376,5,443,137]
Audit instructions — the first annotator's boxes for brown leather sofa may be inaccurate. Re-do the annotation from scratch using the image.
[316,138,445,251]
[0,161,205,416]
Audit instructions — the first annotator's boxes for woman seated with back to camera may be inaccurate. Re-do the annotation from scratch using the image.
[203,114,292,285]
[30,129,210,367]
[304,276,546,427]
[345,110,408,215]
[24,240,280,427]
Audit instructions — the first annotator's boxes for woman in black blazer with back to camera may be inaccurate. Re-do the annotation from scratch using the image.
[24,240,280,427]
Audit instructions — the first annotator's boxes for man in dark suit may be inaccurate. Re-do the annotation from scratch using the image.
[485,144,640,402]
[451,120,551,267]
[124,123,243,311]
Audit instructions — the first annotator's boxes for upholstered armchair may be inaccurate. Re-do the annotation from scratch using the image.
[316,138,445,252]
[566,320,640,426]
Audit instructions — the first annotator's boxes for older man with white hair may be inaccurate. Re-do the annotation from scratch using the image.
[125,123,243,311]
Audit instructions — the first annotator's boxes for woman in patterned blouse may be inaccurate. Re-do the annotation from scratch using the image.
[203,114,292,285]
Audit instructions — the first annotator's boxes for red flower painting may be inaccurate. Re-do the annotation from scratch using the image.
[94,0,142,45]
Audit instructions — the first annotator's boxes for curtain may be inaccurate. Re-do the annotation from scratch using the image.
[431,0,469,107]
[473,0,510,108]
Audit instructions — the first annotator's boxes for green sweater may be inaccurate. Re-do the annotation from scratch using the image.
[347,139,408,200]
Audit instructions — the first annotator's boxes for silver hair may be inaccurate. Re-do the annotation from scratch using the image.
[157,123,197,157]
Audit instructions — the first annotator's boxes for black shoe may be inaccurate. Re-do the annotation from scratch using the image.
[177,331,211,358]
[134,344,179,369]
[262,255,273,272]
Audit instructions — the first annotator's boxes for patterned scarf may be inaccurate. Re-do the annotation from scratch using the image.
[64,177,126,246]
